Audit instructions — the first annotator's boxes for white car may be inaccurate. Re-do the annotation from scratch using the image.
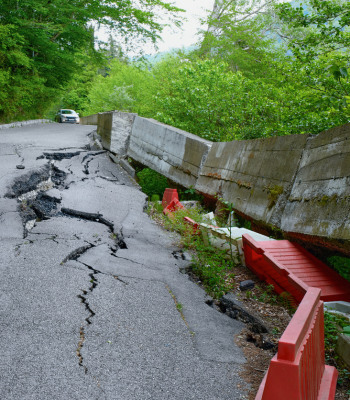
[56,109,80,124]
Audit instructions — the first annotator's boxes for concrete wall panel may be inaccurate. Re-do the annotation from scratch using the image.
[281,124,350,243]
[80,114,98,126]
[128,117,212,188]
[196,134,308,226]
[110,112,137,157]
[93,110,350,253]
[97,112,112,150]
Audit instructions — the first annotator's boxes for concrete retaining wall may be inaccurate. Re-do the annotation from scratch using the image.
[80,114,98,126]
[110,112,137,158]
[281,125,350,252]
[128,117,212,188]
[93,110,350,254]
[195,135,308,228]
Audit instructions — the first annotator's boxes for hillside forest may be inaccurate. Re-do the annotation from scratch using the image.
[0,0,349,142]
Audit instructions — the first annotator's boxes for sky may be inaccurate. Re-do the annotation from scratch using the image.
[96,0,214,56]
[152,0,215,54]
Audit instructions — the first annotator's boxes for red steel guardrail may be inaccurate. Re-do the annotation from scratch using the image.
[255,287,338,400]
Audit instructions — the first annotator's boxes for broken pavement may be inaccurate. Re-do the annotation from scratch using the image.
[0,123,248,399]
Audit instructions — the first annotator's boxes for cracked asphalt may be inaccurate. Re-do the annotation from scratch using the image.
[0,123,248,399]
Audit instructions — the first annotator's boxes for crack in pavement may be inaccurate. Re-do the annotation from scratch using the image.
[166,284,194,335]
[5,164,52,199]
[37,151,82,161]
[73,259,128,379]
[61,244,95,264]
[78,261,129,285]
[60,208,127,255]
[4,145,132,390]
[81,151,106,175]
[61,208,114,231]
[109,253,145,268]
[14,146,24,163]
[98,176,119,183]
[75,263,100,375]
[81,151,106,163]
[77,326,88,374]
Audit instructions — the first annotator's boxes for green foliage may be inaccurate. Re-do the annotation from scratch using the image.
[48,0,350,145]
[147,204,236,299]
[153,58,241,141]
[324,311,349,355]
[160,207,204,241]
[276,0,350,62]
[149,55,350,141]
[275,0,350,108]
[177,186,203,202]
[248,284,296,312]
[192,242,235,299]
[136,168,168,198]
[198,0,280,80]
[327,256,350,282]
[0,0,183,122]
[83,60,156,115]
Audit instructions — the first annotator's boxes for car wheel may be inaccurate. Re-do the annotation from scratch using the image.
[59,118,62,123]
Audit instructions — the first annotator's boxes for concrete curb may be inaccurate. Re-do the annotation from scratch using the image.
[0,119,53,130]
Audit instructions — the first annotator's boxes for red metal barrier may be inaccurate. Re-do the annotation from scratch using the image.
[162,188,179,210]
[256,288,338,400]
[163,198,185,216]
[243,234,350,304]
[183,216,200,234]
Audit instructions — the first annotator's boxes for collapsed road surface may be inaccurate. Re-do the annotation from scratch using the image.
[0,122,248,399]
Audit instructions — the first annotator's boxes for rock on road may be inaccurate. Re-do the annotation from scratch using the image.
[0,122,247,399]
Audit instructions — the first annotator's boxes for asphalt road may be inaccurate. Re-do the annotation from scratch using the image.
[0,122,248,399]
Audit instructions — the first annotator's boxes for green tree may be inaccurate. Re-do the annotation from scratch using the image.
[0,0,183,122]
[198,0,281,79]
[276,0,350,62]
[151,55,349,141]
[83,59,155,116]
[275,0,350,102]
[152,58,241,141]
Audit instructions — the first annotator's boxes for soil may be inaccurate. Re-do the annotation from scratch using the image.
[230,265,293,400]
[230,265,350,400]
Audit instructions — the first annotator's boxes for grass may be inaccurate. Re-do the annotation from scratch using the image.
[148,203,237,299]
[324,311,350,393]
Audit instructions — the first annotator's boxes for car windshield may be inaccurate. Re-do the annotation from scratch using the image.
[61,110,74,114]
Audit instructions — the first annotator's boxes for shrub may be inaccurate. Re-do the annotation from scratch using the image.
[136,168,168,198]
[327,256,350,282]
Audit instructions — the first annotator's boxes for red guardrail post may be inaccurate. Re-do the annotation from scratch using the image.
[255,288,338,400]
[162,188,179,210]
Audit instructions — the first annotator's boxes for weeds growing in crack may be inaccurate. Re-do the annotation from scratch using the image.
[166,285,194,336]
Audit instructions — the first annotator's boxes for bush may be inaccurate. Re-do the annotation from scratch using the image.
[136,168,168,198]
[327,256,350,282]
